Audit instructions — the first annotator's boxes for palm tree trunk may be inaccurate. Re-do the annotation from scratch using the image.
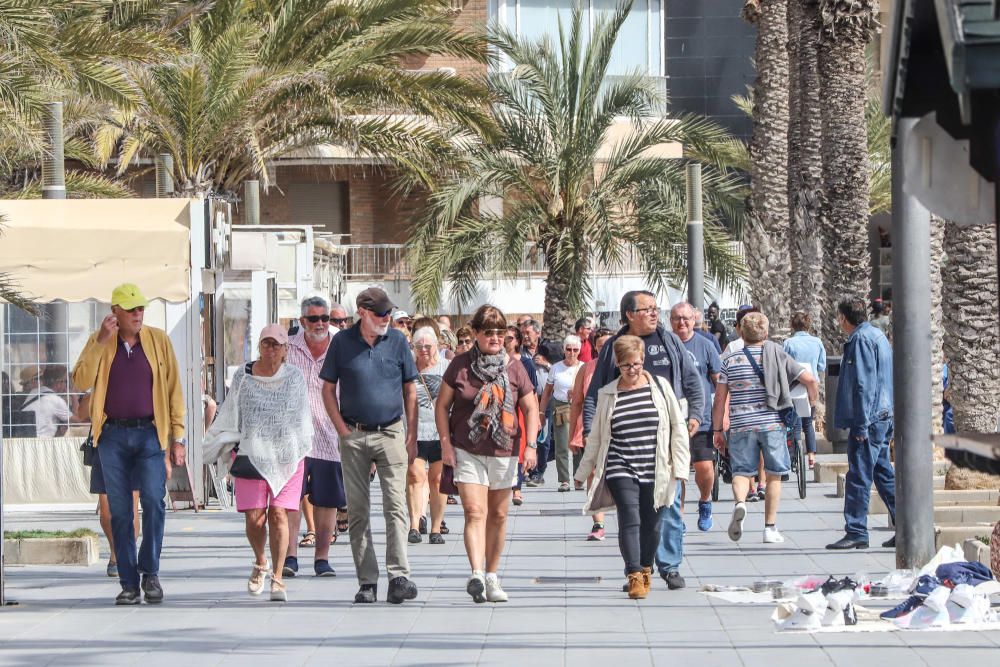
[789,0,825,340]
[743,0,792,340]
[817,0,877,351]
[942,222,1000,432]
[929,215,945,437]
[541,246,576,342]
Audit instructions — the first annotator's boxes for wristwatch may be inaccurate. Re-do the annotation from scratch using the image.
[527,441,538,449]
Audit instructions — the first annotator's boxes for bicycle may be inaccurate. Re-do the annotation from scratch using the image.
[787,417,807,499]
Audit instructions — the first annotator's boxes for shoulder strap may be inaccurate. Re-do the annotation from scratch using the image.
[244,361,254,376]
[741,346,765,383]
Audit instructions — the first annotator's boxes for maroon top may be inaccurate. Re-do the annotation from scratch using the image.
[443,352,533,458]
[104,338,155,419]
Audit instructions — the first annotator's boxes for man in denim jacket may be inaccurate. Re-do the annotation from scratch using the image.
[826,298,897,550]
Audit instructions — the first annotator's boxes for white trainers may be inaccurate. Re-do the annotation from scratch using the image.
[247,561,269,595]
[763,526,785,543]
[728,502,747,542]
[485,576,508,602]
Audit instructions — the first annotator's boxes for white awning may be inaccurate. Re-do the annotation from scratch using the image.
[0,198,192,303]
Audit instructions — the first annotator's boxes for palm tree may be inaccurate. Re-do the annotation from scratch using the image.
[942,222,1000,433]
[930,215,945,436]
[95,0,493,196]
[816,0,879,351]
[787,0,825,340]
[408,1,747,339]
[742,0,792,340]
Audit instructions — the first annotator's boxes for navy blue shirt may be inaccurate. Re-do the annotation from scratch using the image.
[681,334,722,432]
[319,324,418,425]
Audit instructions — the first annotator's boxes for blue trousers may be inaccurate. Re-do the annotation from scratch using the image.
[792,407,818,454]
[654,491,685,575]
[97,423,167,590]
[844,416,896,541]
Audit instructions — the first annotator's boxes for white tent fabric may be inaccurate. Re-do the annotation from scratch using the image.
[0,198,192,303]
[1,438,91,504]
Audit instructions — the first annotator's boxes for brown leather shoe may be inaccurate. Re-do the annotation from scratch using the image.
[627,572,646,599]
[641,567,653,595]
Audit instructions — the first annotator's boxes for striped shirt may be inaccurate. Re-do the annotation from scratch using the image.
[605,386,659,483]
[718,345,782,432]
[286,331,341,461]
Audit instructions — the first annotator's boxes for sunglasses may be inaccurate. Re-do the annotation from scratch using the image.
[458,338,472,346]
[331,317,352,325]
[482,329,506,338]
[414,344,435,351]
[564,347,580,352]
[304,314,330,323]
[367,308,393,318]
[260,339,285,349]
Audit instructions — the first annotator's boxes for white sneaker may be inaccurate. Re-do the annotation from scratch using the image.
[247,561,269,595]
[485,577,508,602]
[467,573,486,603]
[763,526,785,543]
[728,502,747,542]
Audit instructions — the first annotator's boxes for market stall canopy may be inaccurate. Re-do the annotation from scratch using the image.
[0,198,192,303]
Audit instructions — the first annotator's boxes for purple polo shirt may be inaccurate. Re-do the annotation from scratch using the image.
[104,338,154,419]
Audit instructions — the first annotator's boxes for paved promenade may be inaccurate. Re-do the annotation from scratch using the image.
[1,478,997,666]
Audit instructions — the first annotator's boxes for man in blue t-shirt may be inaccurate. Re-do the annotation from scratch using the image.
[670,303,722,532]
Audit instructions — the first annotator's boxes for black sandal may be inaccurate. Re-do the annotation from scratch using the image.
[336,510,349,534]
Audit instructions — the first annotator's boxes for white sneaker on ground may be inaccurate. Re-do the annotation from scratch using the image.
[728,502,747,542]
[763,526,785,543]
[485,576,508,602]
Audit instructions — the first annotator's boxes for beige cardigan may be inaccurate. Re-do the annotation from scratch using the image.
[574,372,691,514]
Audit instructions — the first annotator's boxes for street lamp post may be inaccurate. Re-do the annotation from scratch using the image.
[686,163,704,310]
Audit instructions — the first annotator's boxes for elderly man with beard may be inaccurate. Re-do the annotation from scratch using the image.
[321,287,419,604]
[284,296,346,578]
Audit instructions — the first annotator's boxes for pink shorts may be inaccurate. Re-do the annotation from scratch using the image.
[234,460,305,512]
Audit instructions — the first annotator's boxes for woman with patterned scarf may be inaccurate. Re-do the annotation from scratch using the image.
[437,305,540,603]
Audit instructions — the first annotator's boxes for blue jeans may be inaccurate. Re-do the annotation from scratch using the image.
[654,491,684,575]
[793,408,818,454]
[844,415,896,540]
[534,413,554,478]
[98,423,167,590]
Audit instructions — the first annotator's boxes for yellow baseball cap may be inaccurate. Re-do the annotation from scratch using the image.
[111,283,149,310]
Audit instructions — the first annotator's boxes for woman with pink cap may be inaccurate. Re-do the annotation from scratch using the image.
[205,324,313,601]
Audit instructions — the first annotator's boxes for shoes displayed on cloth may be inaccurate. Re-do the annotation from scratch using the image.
[354,584,377,603]
[467,573,486,603]
[822,589,858,627]
[763,526,785,544]
[774,591,825,631]
[587,523,606,541]
[282,555,299,577]
[106,560,118,578]
[947,584,997,624]
[247,561,269,595]
[140,574,163,604]
[314,559,336,577]
[408,528,422,544]
[387,576,418,604]
[429,532,445,545]
[820,575,859,596]
[728,502,747,542]
[485,576,508,602]
[825,535,869,550]
[697,501,713,532]
[895,586,951,629]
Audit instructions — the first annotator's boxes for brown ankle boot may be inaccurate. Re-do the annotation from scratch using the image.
[627,572,646,599]
[641,567,653,595]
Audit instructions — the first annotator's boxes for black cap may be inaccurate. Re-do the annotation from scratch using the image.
[356,287,394,314]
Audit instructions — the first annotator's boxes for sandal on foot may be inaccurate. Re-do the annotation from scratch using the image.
[248,561,269,595]
[336,511,349,534]
[298,531,316,547]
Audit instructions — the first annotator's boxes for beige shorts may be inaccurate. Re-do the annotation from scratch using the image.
[454,448,517,490]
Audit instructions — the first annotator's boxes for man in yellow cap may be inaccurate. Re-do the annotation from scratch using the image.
[72,283,186,605]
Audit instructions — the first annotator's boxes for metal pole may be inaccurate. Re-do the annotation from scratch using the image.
[891,117,935,568]
[42,102,66,200]
[686,163,704,310]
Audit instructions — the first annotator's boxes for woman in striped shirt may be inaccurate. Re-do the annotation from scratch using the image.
[575,335,690,599]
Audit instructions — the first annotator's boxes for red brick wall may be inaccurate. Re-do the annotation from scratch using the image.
[401,0,488,79]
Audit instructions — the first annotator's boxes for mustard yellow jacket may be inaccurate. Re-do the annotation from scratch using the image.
[71,325,186,449]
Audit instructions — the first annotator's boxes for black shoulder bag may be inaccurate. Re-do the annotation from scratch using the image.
[80,427,96,466]
[229,362,265,480]
[740,347,798,429]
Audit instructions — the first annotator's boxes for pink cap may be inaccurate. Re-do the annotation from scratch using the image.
[259,323,289,345]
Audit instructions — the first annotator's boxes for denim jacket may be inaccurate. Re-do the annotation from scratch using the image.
[834,322,893,429]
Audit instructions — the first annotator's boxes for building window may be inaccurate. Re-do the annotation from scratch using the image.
[490,0,663,76]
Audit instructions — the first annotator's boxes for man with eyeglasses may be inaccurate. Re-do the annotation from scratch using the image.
[285,296,346,578]
[320,287,420,604]
[583,290,704,591]
[72,283,186,605]
[670,302,722,532]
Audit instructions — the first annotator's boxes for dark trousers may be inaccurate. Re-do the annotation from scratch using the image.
[606,477,663,575]
[844,416,896,540]
[97,423,167,590]
[533,412,554,478]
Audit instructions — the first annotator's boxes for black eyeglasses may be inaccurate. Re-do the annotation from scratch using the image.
[331,317,352,325]
[365,308,393,318]
[304,314,330,323]
[617,361,643,371]
[631,306,658,315]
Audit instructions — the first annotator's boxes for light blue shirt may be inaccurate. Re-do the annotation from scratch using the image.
[783,331,827,379]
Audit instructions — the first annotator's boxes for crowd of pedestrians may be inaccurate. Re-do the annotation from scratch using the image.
[75,282,897,606]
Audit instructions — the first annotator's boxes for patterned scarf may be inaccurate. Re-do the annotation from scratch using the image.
[466,345,517,451]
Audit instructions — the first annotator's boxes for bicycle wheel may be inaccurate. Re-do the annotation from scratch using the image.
[796,440,807,499]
